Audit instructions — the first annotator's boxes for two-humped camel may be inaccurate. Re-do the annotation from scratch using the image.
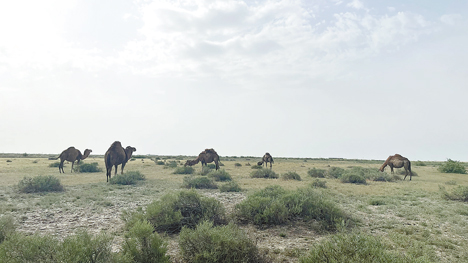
[185,148,220,170]
[258,152,274,168]
[379,154,413,180]
[56,147,92,173]
[104,141,137,182]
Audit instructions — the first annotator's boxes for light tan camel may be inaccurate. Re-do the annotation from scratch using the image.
[56,147,92,173]
[257,152,274,168]
[104,141,137,182]
[379,154,412,180]
[185,148,220,170]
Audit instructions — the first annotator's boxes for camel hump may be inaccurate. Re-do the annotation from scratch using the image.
[204,148,217,154]
[109,141,122,149]
[67,146,76,150]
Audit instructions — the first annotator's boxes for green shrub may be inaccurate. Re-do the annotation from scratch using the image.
[327,167,345,178]
[235,163,242,167]
[0,233,60,262]
[413,161,426,166]
[300,232,423,263]
[109,171,145,185]
[310,179,327,188]
[307,168,326,178]
[251,165,263,169]
[340,170,367,184]
[207,164,217,169]
[49,162,60,167]
[250,168,279,179]
[441,185,468,202]
[76,162,102,173]
[281,171,301,181]
[0,216,15,244]
[208,169,232,181]
[122,220,170,263]
[125,189,226,234]
[182,176,218,189]
[164,161,178,169]
[58,231,115,263]
[219,181,242,192]
[199,166,213,175]
[17,175,64,193]
[368,172,400,182]
[438,159,467,174]
[155,160,165,165]
[173,166,195,174]
[179,221,263,263]
[235,185,351,230]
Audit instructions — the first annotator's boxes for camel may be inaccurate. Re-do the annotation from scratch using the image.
[184,148,220,170]
[379,154,413,180]
[56,147,92,173]
[257,152,274,168]
[104,141,137,182]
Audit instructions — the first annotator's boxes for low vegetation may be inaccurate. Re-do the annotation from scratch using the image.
[438,159,467,174]
[123,189,226,234]
[182,176,218,189]
[179,221,264,263]
[235,185,352,231]
[173,166,195,174]
[250,168,279,179]
[109,171,145,185]
[307,167,326,178]
[219,181,242,192]
[75,162,102,173]
[208,169,232,181]
[299,232,429,263]
[281,171,301,181]
[17,175,64,193]
[440,185,468,202]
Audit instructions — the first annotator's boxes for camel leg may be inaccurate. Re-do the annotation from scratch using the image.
[121,163,126,174]
[71,161,74,173]
[59,160,64,173]
[114,165,118,176]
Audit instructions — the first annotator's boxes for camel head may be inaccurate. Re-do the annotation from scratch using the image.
[185,159,198,166]
[125,146,137,160]
[82,149,92,159]
[257,161,263,166]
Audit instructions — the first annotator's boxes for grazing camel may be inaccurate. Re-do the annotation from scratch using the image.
[185,148,220,170]
[379,154,413,180]
[257,152,274,168]
[104,141,137,182]
[56,147,92,173]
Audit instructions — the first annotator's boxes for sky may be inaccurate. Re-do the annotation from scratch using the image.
[1,0,468,161]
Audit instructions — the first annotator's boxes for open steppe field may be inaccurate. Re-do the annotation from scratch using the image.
[1,155,468,262]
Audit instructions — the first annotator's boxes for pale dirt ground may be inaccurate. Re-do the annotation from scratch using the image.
[1,156,468,262]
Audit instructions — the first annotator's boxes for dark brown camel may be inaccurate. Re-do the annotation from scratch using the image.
[257,152,274,168]
[104,141,137,182]
[379,154,412,180]
[185,148,220,170]
[56,147,92,173]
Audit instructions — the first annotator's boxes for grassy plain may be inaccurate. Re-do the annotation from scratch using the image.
[1,155,468,262]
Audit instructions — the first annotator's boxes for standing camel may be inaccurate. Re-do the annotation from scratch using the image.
[56,147,92,173]
[379,154,413,180]
[185,148,220,170]
[257,152,274,168]
[104,141,137,182]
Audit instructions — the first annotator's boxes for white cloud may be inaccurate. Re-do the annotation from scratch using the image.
[440,14,462,25]
[347,0,364,10]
